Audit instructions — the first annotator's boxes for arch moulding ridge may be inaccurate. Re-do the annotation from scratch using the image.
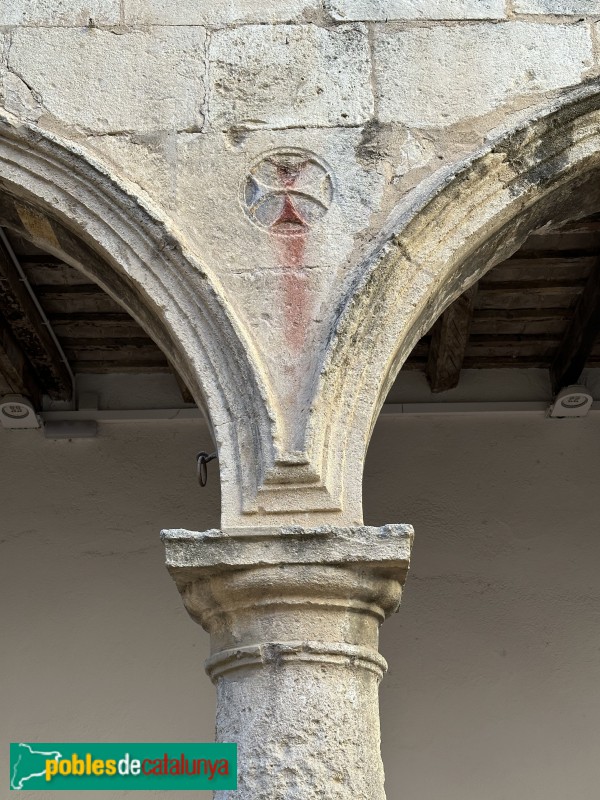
[308,82,600,523]
[0,113,277,530]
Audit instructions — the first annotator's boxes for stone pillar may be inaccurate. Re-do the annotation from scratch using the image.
[162,524,413,800]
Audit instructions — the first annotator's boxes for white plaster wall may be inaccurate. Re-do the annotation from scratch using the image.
[0,421,218,800]
[367,413,600,800]
[2,409,600,798]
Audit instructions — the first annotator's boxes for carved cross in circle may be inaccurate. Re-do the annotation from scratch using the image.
[242,149,334,236]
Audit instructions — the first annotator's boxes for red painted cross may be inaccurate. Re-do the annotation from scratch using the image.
[243,150,333,349]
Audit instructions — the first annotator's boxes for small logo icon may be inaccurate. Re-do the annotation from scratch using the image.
[11,743,63,790]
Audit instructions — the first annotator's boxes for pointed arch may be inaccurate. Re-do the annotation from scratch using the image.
[0,113,276,528]
[311,83,600,522]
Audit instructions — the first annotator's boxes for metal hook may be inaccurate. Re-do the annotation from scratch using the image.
[196,451,217,487]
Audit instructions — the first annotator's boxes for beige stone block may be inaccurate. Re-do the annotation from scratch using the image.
[515,0,600,11]
[208,24,373,130]
[8,27,206,133]
[125,0,320,25]
[374,22,593,127]
[0,0,120,26]
[326,0,506,20]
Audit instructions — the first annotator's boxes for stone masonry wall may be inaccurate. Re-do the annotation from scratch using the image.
[1,1,600,477]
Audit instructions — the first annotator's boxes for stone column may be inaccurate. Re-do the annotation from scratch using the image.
[162,525,413,800]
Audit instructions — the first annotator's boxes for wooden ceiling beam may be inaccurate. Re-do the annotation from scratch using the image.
[0,317,42,408]
[0,234,72,400]
[426,284,478,393]
[550,257,600,394]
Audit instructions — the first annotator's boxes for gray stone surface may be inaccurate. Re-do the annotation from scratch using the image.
[3,12,600,798]
[4,15,598,533]
[1,0,600,540]
[86,133,178,211]
[374,22,593,127]
[175,127,384,274]
[327,0,507,20]
[162,524,414,570]
[0,0,120,26]
[8,27,206,134]
[2,72,43,123]
[164,524,414,800]
[125,0,321,25]
[173,125,385,481]
[514,0,600,11]
[215,656,385,800]
[208,23,372,130]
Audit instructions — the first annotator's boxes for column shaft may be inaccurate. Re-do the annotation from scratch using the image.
[162,525,413,800]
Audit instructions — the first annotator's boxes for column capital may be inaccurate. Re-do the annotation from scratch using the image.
[162,524,414,799]
[162,525,413,655]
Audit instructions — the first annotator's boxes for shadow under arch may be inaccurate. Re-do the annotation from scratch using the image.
[311,82,600,522]
[0,113,275,528]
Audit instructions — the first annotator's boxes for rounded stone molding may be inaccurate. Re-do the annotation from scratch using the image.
[240,147,334,236]
[7,89,600,529]
[205,641,389,682]
[0,113,276,529]
[307,82,600,523]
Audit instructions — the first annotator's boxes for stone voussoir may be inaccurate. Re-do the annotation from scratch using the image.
[125,0,322,26]
[0,0,120,26]
[326,0,507,21]
[374,21,594,128]
[208,23,373,130]
[7,26,207,134]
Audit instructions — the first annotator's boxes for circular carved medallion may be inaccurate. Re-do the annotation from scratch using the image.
[241,148,334,236]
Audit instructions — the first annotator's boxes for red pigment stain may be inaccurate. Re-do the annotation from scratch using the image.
[270,164,310,350]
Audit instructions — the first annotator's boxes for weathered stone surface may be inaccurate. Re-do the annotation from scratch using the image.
[515,0,600,11]
[175,126,384,471]
[2,72,43,123]
[162,524,414,569]
[8,27,206,133]
[312,84,600,531]
[0,0,120,26]
[375,22,593,127]
[163,524,413,800]
[176,127,384,275]
[327,0,506,20]
[209,24,372,130]
[86,133,178,211]
[126,0,321,25]
[3,3,600,537]
[215,658,385,800]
